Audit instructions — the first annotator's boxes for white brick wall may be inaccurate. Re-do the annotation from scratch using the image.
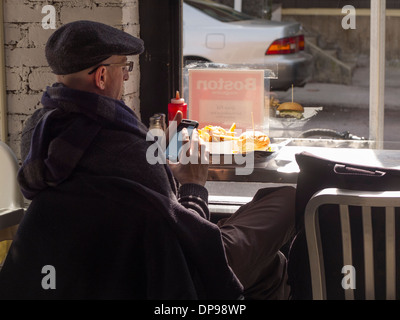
[2,0,141,160]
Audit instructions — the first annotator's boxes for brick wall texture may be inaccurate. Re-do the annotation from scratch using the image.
[3,0,140,160]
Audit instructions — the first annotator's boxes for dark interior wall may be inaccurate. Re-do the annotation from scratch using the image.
[139,0,182,127]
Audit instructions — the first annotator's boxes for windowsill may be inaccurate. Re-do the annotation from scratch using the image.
[207,141,400,184]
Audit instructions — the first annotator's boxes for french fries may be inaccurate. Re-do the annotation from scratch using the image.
[199,123,270,154]
[199,125,236,142]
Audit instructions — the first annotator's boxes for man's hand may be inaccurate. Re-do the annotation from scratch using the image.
[168,128,209,186]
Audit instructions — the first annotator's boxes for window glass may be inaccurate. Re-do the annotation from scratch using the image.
[182,0,400,151]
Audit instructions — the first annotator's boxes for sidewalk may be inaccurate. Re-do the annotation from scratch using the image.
[274,65,400,110]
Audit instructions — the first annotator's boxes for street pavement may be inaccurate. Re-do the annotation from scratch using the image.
[275,65,400,110]
[270,65,400,142]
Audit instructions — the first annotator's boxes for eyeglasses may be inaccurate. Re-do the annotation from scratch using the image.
[88,61,134,75]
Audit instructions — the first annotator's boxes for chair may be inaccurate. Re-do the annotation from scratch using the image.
[0,141,25,267]
[304,187,400,300]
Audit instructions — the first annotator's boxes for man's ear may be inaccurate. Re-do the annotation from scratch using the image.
[94,66,107,90]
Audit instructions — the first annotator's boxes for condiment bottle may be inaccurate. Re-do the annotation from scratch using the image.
[149,114,164,142]
[154,113,166,131]
[168,91,187,124]
[149,114,163,130]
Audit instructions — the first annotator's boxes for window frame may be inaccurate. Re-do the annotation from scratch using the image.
[369,0,386,149]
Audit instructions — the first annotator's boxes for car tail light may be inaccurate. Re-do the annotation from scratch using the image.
[265,35,305,55]
[298,35,305,50]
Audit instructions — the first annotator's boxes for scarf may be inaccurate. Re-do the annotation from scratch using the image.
[18,83,173,199]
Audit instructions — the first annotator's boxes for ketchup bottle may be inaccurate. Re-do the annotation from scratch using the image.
[168,91,187,124]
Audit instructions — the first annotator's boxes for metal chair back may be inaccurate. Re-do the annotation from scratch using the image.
[305,187,400,300]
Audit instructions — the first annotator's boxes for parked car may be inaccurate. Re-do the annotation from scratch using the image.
[183,0,313,91]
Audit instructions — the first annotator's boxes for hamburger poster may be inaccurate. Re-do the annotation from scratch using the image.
[188,69,265,132]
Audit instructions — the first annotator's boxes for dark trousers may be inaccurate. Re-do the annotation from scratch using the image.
[218,186,296,300]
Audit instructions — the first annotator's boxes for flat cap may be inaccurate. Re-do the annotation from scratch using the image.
[45,20,144,75]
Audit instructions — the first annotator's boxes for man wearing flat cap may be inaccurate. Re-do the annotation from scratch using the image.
[0,19,243,300]
[0,20,295,300]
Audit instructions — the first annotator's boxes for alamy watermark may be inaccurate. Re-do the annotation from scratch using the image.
[41,5,56,30]
[342,5,356,30]
[341,265,356,290]
[41,265,56,290]
[40,263,357,292]
[40,4,357,30]
[146,123,256,176]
